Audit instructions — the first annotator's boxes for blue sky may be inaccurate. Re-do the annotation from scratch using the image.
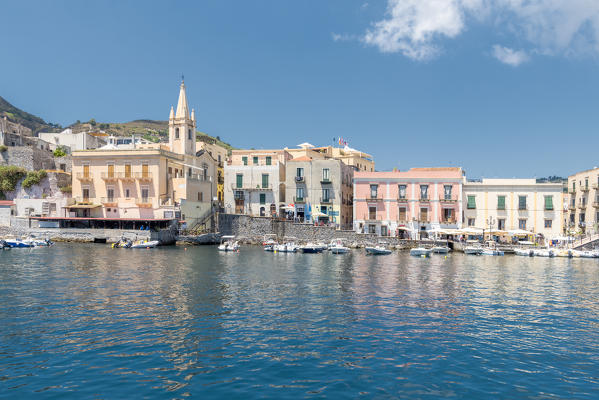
[2,0,599,177]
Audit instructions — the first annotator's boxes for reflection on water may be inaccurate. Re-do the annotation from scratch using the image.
[1,244,599,398]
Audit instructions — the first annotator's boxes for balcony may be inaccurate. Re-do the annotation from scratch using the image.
[364,215,378,222]
[120,173,135,182]
[568,204,576,211]
[135,197,153,208]
[73,197,94,205]
[229,183,272,191]
[593,202,599,208]
[134,172,153,182]
[367,195,380,202]
[294,196,305,203]
[189,173,208,181]
[544,206,554,211]
[76,172,93,182]
[295,176,305,183]
[439,196,458,203]
[497,206,506,211]
[397,197,408,203]
[581,186,590,192]
[578,203,587,210]
[101,172,121,181]
[101,197,118,207]
[320,197,332,204]
[569,189,576,195]
[518,205,528,211]
[593,184,599,190]
[420,197,430,202]
[320,178,331,184]
[441,218,457,224]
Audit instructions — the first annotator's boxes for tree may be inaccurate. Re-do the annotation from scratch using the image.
[89,118,96,126]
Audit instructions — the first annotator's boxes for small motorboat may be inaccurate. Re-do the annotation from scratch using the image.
[410,247,432,257]
[365,245,392,255]
[464,246,483,255]
[112,237,132,248]
[0,239,10,249]
[300,243,324,253]
[328,239,350,254]
[218,236,239,252]
[515,248,534,257]
[131,239,160,249]
[24,237,53,247]
[533,249,555,257]
[482,248,504,256]
[274,242,298,253]
[431,246,450,254]
[579,250,599,258]
[4,237,34,248]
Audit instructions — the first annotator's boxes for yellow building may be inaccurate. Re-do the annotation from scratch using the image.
[70,80,217,226]
[196,140,228,207]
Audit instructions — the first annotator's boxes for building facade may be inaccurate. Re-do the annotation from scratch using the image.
[70,80,216,223]
[566,168,599,235]
[223,150,290,217]
[197,141,228,208]
[39,128,108,152]
[353,168,464,237]
[462,178,563,238]
[285,144,375,172]
[285,157,354,229]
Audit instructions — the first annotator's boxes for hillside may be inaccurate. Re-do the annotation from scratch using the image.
[70,119,234,151]
[0,96,61,133]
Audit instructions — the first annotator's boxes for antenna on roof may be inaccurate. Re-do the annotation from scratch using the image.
[181,73,184,83]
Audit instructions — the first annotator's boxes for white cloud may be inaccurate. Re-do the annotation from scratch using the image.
[359,0,599,63]
[492,45,530,66]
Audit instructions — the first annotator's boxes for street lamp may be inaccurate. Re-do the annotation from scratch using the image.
[486,216,496,243]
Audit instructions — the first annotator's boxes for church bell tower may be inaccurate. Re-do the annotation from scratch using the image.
[169,78,196,155]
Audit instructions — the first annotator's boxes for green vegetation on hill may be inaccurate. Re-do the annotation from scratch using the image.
[0,96,61,134]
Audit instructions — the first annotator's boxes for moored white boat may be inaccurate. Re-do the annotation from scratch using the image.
[482,249,504,256]
[4,237,34,248]
[131,240,160,249]
[431,246,450,254]
[579,250,599,258]
[533,249,555,257]
[218,236,239,252]
[410,247,432,257]
[464,246,483,255]
[328,239,350,254]
[300,243,325,253]
[515,248,534,257]
[274,242,298,253]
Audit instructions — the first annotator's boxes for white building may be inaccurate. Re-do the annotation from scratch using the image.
[463,178,564,239]
[39,128,107,151]
[224,150,290,216]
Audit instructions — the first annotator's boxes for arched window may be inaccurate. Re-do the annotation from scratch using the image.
[188,129,192,140]
[175,128,179,139]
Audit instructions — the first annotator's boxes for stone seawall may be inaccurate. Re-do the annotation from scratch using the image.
[218,214,437,248]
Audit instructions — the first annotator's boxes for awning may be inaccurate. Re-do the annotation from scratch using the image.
[65,204,102,209]
[397,226,412,231]
[508,229,534,236]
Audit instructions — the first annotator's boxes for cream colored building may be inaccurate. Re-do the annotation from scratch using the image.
[285,144,374,172]
[70,80,216,224]
[566,167,599,235]
[463,178,563,239]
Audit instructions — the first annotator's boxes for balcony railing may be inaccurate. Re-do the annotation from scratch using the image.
[294,196,305,203]
[121,172,135,181]
[295,176,304,183]
[101,172,121,181]
[441,218,457,224]
[593,202,599,208]
[545,206,554,211]
[569,204,576,211]
[74,197,93,205]
[135,197,153,208]
[593,184,599,190]
[189,173,208,181]
[439,196,458,202]
[398,196,408,202]
[581,186,590,192]
[518,205,528,211]
[420,197,430,202]
[497,205,506,210]
[364,215,378,222]
[578,203,587,209]
[320,197,332,204]
[320,178,331,184]
[569,189,576,195]
[101,197,117,206]
[230,183,272,190]
[134,172,153,181]
[76,172,93,181]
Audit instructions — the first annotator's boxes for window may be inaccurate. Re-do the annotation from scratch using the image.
[188,129,192,140]
[236,174,243,188]
[420,207,428,222]
[498,218,506,230]
[125,188,130,198]
[242,156,248,165]
[141,186,149,201]
[369,206,376,220]
[368,225,376,234]
[444,185,452,200]
[518,196,527,210]
[107,163,115,178]
[545,219,552,228]
[497,195,506,210]
[322,188,330,202]
[443,208,453,222]
[253,156,258,165]
[266,156,272,165]
[142,163,149,178]
[468,218,475,227]
[398,207,407,221]
[198,192,203,201]
[544,195,554,210]
[175,128,179,139]
[420,185,428,200]
[296,187,304,200]
[259,193,266,205]
[370,184,378,199]
[398,185,407,199]
[107,187,114,201]
[580,213,586,223]
[381,226,388,236]
[296,168,304,177]
[573,181,576,192]
[519,219,527,230]
[234,191,244,200]
[467,195,476,209]
[585,178,589,190]
[322,168,330,181]
[261,174,269,188]
[188,168,192,177]
[82,187,90,201]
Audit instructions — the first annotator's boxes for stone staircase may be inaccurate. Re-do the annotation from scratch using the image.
[572,234,599,250]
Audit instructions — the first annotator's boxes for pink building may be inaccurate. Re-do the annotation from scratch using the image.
[353,167,464,238]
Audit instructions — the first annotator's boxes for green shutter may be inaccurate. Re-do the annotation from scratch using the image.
[262,174,269,188]
[236,174,243,188]
[467,195,476,209]
[260,193,266,204]
[545,196,553,210]
[497,196,505,210]
[242,156,247,165]
[266,156,272,165]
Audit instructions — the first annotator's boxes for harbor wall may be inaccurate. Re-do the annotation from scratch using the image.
[217,213,433,248]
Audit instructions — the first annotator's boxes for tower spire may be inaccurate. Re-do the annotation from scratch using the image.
[175,78,189,119]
